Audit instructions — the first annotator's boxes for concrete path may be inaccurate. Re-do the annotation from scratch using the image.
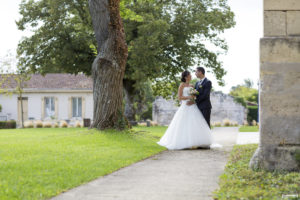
[236,132,260,145]
[51,127,239,200]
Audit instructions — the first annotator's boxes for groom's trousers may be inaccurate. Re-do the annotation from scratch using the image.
[200,109,211,129]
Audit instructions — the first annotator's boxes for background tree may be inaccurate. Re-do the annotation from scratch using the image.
[230,79,258,107]
[88,0,129,130]
[17,0,235,121]
[230,79,259,123]
[0,53,31,128]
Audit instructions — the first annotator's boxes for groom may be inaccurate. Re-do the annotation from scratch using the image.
[188,67,212,129]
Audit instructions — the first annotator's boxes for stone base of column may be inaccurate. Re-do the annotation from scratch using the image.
[250,145,300,171]
[250,37,300,172]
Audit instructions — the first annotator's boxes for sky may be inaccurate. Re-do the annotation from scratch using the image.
[0,0,263,94]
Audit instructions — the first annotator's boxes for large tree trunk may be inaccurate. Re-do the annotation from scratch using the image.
[89,0,128,130]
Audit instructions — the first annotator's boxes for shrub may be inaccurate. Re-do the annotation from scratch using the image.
[0,104,2,112]
[223,119,231,127]
[34,120,43,128]
[53,122,59,128]
[0,120,16,129]
[252,120,257,126]
[243,120,249,126]
[60,120,68,128]
[138,122,147,127]
[74,121,82,128]
[247,106,258,123]
[150,121,158,126]
[231,121,239,126]
[43,121,52,128]
[212,121,222,127]
[24,121,34,128]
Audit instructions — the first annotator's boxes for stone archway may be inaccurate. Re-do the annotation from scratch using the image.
[250,0,300,171]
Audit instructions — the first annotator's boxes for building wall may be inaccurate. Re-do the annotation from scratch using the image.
[0,91,93,122]
[0,94,18,121]
[152,92,247,126]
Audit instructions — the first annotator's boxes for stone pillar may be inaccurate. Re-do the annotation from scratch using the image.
[250,0,300,171]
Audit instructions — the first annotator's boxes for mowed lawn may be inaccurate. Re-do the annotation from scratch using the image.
[0,126,167,200]
[239,126,259,132]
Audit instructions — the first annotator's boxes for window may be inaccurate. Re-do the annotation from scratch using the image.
[45,97,55,118]
[72,97,82,118]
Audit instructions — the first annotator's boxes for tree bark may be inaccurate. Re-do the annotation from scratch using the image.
[89,0,128,129]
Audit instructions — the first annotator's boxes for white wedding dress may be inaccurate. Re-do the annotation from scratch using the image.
[157,87,218,150]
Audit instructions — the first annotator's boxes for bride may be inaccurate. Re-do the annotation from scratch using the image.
[157,70,214,150]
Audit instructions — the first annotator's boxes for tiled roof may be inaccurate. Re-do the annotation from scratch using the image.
[0,73,93,90]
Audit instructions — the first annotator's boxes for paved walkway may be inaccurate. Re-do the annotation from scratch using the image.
[51,127,256,200]
[236,132,260,145]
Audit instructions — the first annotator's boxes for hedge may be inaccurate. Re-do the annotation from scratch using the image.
[0,121,17,129]
[247,106,258,123]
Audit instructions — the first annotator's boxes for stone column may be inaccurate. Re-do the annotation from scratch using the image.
[250,0,300,171]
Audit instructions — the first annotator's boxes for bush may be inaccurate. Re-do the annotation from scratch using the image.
[24,121,34,128]
[231,121,239,126]
[60,120,68,128]
[212,121,222,127]
[34,120,43,128]
[223,119,231,127]
[53,122,59,128]
[0,104,2,112]
[43,121,52,128]
[150,121,158,126]
[138,122,147,127]
[0,120,16,129]
[74,121,82,128]
[247,106,258,124]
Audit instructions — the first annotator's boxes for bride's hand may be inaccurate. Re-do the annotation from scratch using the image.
[186,100,195,106]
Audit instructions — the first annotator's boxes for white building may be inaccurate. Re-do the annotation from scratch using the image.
[0,74,93,125]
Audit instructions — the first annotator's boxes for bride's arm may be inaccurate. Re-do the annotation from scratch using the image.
[178,84,193,100]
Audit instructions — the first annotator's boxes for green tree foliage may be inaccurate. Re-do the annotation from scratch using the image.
[230,79,259,123]
[17,0,235,85]
[125,0,235,98]
[16,0,235,119]
[230,79,258,107]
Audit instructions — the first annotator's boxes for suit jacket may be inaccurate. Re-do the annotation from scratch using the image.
[195,78,212,110]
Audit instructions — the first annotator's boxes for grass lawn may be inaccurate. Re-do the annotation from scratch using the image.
[0,126,167,200]
[239,126,259,132]
[214,144,300,199]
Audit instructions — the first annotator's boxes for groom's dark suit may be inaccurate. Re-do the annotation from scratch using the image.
[195,78,212,128]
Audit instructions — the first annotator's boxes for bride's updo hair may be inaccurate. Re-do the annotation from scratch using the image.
[181,70,190,83]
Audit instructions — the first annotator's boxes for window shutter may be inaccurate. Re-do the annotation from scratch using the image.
[55,97,58,120]
[68,97,72,119]
[41,97,45,119]
[82,97,85,119]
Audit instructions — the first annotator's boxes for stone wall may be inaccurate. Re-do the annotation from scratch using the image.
[250,0,300,171]
[152,92,247,126]
[152,97,178,126]
[211,92,247,125]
